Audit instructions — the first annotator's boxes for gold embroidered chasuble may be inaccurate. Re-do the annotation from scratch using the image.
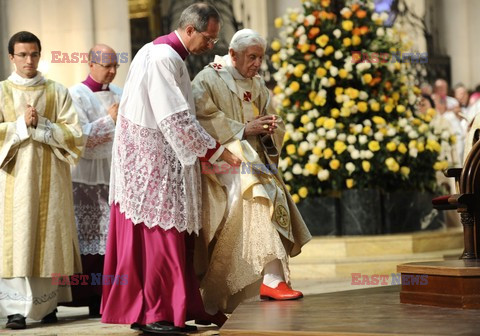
[192,56,311,314]
[0,76,83,278]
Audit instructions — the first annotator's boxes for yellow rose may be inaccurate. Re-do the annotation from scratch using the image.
[293,65,304,77]
[362,73,372,84]
[346,88,359,99]
[386,142,397,152]
[273,85,282,95]
[329,159,340,170]
[372,116,386,125]
[324,60,332,69]
[289,81,300,92]
[343,37,352,47]
[328,77,336,86]
[384,104,393,113]
[357,101,368,113]
[306,163,320,175]
[271,53,280,63]
[396,105,406,113]
[346,179,355,189]
[286,144,296,155]
[335,87,344,96]
[271,40,281,51]
[371,101,380,112]
[298,187,309,198]
[292,194,300,203]
[324,45,334,56]
[316,67,327,78]
[302,101,313,110]
[312,147,322,156]
[282,98,291,107]
[331,108,340,118]
[323,148,334,159]
[400,166,410,176]
[352,35,361,46]
[314,95,326,106]
[316,34,329,47]
[363,125,372,134]
[299,44,310,53]
[300,115,311,124]
[368,141,380,152]
[342,20,353,31]
[392,92,400,101]
[417,142,425,152]
[334,140,347,154]
[285,184,291,192]
[283,132,290,142]
[298,148,306,156]
[324,118,336,129]
[274,17,283,28]
[289,12,298,22]
[362,160,371,172]
[316,116,326,127]
[397,143,408,154]
[338,69,348,79]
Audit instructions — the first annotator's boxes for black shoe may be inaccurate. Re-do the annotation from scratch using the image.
[88,302,101,318]
[6,314,26,329]
[180,324,197,332]
[41,308,58,324]
[140,321,187,334]
[130,322,143,330]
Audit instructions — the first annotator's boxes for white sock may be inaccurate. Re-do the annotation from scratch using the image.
[263,259,284,288]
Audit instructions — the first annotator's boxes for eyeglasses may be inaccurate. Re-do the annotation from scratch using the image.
[91,62,120,69]
[197,31,219,45]
[13,52,40,59]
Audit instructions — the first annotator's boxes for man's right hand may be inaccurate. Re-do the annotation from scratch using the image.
[108,103,119,123]
[220,148,242,167]
[25,104,38,127]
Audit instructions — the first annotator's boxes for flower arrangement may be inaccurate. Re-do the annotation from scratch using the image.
[271,0,455,203]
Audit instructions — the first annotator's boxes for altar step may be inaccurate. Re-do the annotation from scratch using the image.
[290,228,464,281]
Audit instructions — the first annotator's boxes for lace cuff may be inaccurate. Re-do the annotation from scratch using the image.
[158,111,216,166]
[82,115,115,159]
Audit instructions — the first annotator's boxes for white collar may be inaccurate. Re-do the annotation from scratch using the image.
[8,71,45,87]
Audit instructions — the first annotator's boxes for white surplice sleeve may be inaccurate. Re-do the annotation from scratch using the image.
[148,53,216,166]
[0,114,30,168]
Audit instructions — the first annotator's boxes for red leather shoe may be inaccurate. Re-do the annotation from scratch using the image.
[260,282,303,300]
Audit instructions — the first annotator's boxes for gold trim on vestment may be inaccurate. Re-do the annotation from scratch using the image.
[32,81,55,276]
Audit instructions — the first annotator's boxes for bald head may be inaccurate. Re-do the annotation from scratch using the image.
[88,43,118,84]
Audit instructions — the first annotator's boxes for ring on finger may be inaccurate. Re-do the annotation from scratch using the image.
[263,124,269,129]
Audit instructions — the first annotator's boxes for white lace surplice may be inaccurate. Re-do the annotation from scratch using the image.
[110,112,215,234]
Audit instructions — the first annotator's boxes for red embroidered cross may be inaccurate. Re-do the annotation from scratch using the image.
[243,91,252,102]
[212,63,223,70]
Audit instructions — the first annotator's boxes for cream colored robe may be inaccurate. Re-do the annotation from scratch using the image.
[0,74,83,278]
[192,56,311,314]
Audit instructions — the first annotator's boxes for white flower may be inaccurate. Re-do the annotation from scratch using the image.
[386,127,396,137]
[318,89,327,98]
[302,74,310,83]
[409,148,418,158]
[284,171,293,181]
[292,164,303,175]
[317,169,330,181]
[284,87,293,96]
[316,139,326,149]
[321,77,329,87]
[355,124,364,134]
[346,162,355,174]
[408,130,419,139]
[303,168,310,176]
[336,95,344,104]
[278,158,289,171]
[305,14,316,26]
[334,50,343,60]
[286,26,294,34]
[317,128,326,137]
[380,12,390,22]
[287,48,295,56]
[398,118,408,127]
[333,29,341,38]
[296,25,306,35]
[359,91,369,100]
[365,150,374,159]
[326,129,337,139]
[299,34,308,45]
[344,58,353,72]
[329,66,338,77]
[291,131,304,141]
[286,37,295,46]
[347,135,357,144]
[337,133,347,141]
[306,122,315,131]
[374,132,384,141]
[309,154,320,163]
[285,124,294,132]
[356,62,372,72]
[376,28,385,37]
[315,48,324,57]
[279,50,288,61]
[359,135,368,145]
[372,13,380,21]
[351,149,360,159]
[347,145,355,152]
[308,109,320,118]
[286,113,296,122]
[297,14,305,23]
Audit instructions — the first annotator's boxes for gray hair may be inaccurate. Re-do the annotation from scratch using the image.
[229,29,266,53]
[178,3,220,32]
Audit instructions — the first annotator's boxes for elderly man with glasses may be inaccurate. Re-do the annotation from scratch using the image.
[64,44,122,318]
